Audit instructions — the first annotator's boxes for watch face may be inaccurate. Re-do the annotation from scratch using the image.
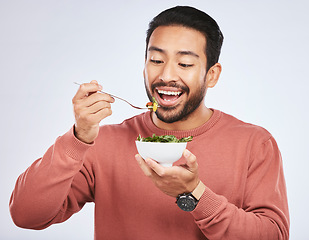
[177,195,197,212]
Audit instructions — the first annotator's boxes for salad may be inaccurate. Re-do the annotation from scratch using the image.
[146,97,158,112]
[137,134,193,143]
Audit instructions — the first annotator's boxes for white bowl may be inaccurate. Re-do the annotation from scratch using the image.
[135,141,187,167]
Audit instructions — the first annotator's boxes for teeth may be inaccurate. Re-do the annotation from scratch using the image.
[158,90,182,96]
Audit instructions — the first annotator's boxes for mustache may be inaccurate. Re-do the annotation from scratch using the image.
[151,82,189,93]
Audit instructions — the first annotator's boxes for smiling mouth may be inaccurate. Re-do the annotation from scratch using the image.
[157,89,182,101]
[155,88,184,106]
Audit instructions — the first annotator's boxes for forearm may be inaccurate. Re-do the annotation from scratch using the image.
[9,128,93,229]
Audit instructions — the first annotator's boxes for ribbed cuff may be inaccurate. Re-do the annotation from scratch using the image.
[58,127,94,161]
[191,186,226,220]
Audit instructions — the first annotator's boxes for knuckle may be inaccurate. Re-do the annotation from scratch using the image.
[190,153,197,161]
[107,108,112,116]
[155,180,163,188]
[105,102,112,108]
[157,169,166,177]
[156,179,169,189]
[145,171,152,177]
[73,104,80,113]
[80,84,86,91]
[98,100,109,108]
[102,107,112,116]
[79,110,88,120]
[101,93,114,102]
[72,94,81,103]
[162,178,170,185]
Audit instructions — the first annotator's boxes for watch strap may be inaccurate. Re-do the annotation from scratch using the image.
[191,181,206,201]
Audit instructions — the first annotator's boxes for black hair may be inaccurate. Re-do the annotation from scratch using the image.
[146,6,224,71]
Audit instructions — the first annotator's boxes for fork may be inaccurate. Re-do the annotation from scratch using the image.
[73,82,151,110]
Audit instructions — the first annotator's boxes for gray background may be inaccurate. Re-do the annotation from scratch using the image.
[1,0,308,239]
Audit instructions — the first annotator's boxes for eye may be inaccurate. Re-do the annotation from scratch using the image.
[179,63,194,68]
[150,59,164,64]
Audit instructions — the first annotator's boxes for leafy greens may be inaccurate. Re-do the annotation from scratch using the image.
[137,134,193,143]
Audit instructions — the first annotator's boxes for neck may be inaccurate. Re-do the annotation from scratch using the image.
[151,104,213,131]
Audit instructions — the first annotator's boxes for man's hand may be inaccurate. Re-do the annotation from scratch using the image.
[135,149,200,198]
[72,80,115,144]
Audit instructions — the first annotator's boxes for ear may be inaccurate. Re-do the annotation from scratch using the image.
[206,63,222,88]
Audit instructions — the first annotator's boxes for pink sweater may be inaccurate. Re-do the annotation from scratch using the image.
[9,109,289,239]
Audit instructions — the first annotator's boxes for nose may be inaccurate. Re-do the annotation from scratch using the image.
[159,61,179,82]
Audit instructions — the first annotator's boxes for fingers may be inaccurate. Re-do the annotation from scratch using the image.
[135,154,169,177]
[73,82,114,104]
[73,81,101,101]
[74,92,114,113]
[144,158,166,177]
[73,93,114,124]
[72,80,115,143]
[73,81,115,115]
[76,101,113,125]
[135,152,200,197]
[136,150,198,178]
[83,98,112,114]
[183,149,198,172]
[135,154,153,177]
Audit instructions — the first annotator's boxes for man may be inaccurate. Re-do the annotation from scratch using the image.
[9,6,289,239]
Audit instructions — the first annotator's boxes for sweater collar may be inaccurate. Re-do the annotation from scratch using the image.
[142,109,222,139]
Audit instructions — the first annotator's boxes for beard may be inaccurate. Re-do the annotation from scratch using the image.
[144,79,207,123]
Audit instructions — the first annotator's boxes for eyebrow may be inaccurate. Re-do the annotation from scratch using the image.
[148,46,200,58]
[148,46,165,53]
[177,50,199,58]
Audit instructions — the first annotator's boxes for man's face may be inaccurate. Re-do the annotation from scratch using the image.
[144,25,208,123]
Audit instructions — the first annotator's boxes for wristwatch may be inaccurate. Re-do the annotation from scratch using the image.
[176,181,206,212]
[176,192,199,212]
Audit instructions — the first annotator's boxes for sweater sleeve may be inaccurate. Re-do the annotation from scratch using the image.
[191,136,290,239]
[9,127,95,230]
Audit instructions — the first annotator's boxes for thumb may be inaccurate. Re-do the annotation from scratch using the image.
[183,149,198,171]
